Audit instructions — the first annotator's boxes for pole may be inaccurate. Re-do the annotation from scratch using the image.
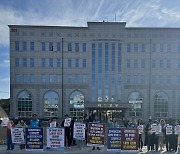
[149,39,152,118]
[61,37,64,118]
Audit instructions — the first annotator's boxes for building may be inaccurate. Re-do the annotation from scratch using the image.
[9,22,180,121]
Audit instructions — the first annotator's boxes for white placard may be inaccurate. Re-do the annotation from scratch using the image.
[166,125,173,135]
[175,125,180,135]
[11,127,25,144]
[50,121,56,127]
[155,124,162,134]
[137,125,144,134]
[151,123,157,133]
[64,118,71,127]
[73,122,85,140]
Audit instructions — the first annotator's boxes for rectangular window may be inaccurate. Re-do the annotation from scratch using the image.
[167,75,171,84]
[75,75,79,83]
[82,75,87,83]
[49,42,53,51]
[23,74,27,83]
[127,59,131,68]
[160,44,163,52]
[167,44,171,52]
[23,42,27,51]
[68,59,72,68]
[49,74,53,83]
[15,58,19,67]
[15,41,19,51]
[30,42,34,51]
[127,75,131,84]
[160,60,163,68]
[23,58,27,67]
[75,43,79,52]
[134,75,138,84]
[42,42,45,51]
[57,42,60,51]
[41,58,46,67]
[134,59,138,68]
[152,60,156,68]
[152,44,156,52]
[56,75,61,83]
[167,60,171,68]
[75,59,79,68]
[30,58,34,67]
[83,43,86,52]
[68,75,72,84]
[134,43,138,52]
[30,74,35,83]
[56,59,61,67]
[127,44,131,52]
[41,74,46,83]
[83,59,86,68]
[141,75,145,84]
[68,43,72,51]
[15,74,20,82]
[159,75,164,84]
[142,44,145,52]
[49,58,53,67]
[141,59,145,68]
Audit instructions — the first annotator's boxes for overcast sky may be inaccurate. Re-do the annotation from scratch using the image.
[1,0,180,98]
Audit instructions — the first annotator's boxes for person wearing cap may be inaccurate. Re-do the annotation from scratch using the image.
[30,114,40,128]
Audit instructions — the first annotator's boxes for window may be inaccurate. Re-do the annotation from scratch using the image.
[30,58,34,67]
[30,42,34,51]
[134,59,138,68]
[69,91,84,117]
[160,44,163,52]
[152,60,156,68]
[15,58,19,67]
[83,43,86,52]
[82,75,87,83]
[127,75,131,84]
[160,60,164,68]
[83,59,86,68]
[42,42,45,51]
[41,74,46,83]
[30,74,34,83]
[91,43,96,101]
[166,75,171,84]
[17,91,32,117]
[134,43,138,52]
[44,91,59,117]
[141,75,145,84]
[75,59,79,68]
[57,42,60,51]
[15,41,19,51]
[49,58,53,67]
[56,75,61,83]
[41,58,46,67]
[68,75,72,83]
[49,74,53,83]
[75,75,79,83]
[152,44,156,52]
[23,58,27,67]
[68,43,72,51]
[15,74,20,82]
[167,44,171,52]
[154,92,168,118]
[23,42,27,51]
[141,59,145,68]
[159,75,164,84]
[167,60,171,68]
[127,59,131,68]
[75,43,79,52]
[23,74,27,83]
[49,42,53,51]
[141,44,145,52]
[127,44,131,52]
[68,59,72,68]
[134,75,138,84]
[57,59,61,67]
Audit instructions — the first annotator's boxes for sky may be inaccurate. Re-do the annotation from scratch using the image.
[1,0,180,99]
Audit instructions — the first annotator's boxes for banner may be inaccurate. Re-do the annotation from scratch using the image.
[73,122,85,140]
[64,118,71,127]
[87,122,106,147]
[166,125,173,135]
[137,125,144,134]
[107,128,121,151]
[26,128,43,151]
[121,128,138,151]
[11,127,24,144]
[175,125,180,135]
[47,127,64,150]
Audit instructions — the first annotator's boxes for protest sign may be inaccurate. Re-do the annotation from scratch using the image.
[11,127,24,144]
[137,125,144,134]
[121,128,138,151]
[107,128,121,151]
[87,122,106,147]
[155,124,162,135]
[50,121,57,127]
[47,127,64,150]
[175,125,180,135]
[73,122,85,140]
[166,125,173,135]
[26,128,43,151]
[151,123,157,133]
[64,118,71,127]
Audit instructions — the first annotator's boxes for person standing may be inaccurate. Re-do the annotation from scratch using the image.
[137,119,144,152]
[172,120,178,152]
[126,120,135,128]
[109,117,120,128]
[49,117,59,127]
[70,117,77,146]
[83,115,89,143]
[76,117,85,150]
[158,119,166,151]
[30,114,40,128]
[6,119,15,150]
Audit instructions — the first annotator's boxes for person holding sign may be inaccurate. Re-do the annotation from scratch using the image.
[137,119,144,151]
[158,119,166,151]
[109,117,119,128]
[49,117,59,127]
[30,113,40,128]
[172,120,179,152]
[70,117,77,146]
[6,119,15,150]
[165,122,173,152]
[61,114,71,148]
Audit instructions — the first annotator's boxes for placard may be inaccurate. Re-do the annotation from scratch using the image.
[175,125,180,135]
[166,125,173,135]
[64,118,71,127]
[121,128,138,151]
[47,127,64,150]
[73,122,85,140]
[50,122,57,127]
[26,128,43,151]
[151,123,157,133]
[137,125,144,134]
[155,124,162,134]
[107,128,121,151]
[87,122,106,147]
[11,127,24,144]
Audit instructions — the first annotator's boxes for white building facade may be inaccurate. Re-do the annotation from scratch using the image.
[9,22,180,121]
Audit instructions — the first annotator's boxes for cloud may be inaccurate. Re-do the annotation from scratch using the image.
[0,59,10,67]
[0,77,10,82]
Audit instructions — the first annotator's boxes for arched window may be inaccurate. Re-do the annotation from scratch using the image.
[17,91,32,117]
[128,92,143,117]
[44,91,59,117]
[154,92,168,118]
[69,91,84,117]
